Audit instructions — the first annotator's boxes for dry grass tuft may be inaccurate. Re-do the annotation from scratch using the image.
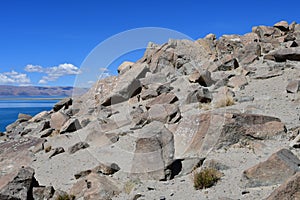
[214,95,235,108]
[193,168,222,190]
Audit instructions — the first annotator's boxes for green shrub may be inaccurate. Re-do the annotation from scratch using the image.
[193,168,221,190]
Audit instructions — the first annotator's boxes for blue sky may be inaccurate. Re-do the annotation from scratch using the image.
[0,0,299,87]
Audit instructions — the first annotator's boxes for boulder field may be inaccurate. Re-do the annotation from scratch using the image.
[1,21,300,199]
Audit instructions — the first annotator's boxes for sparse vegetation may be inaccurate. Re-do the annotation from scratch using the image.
[124,179,141,194]
[193,168,222,190]
[199,102,212,110]
[56,194,75,200]
[214,95,235,108]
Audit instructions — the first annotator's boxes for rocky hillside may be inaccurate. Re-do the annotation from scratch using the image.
[1,21,300,199]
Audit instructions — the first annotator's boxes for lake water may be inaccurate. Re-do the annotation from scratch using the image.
[0,96,63,132]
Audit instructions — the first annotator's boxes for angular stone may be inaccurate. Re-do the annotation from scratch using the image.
[93,163,120,175]
[117,61,134,74]
[264,47,300,62]
[148,104,181,123]
[69,173,121,199]
[266,172,300,200]
[131,121,174,180]
[40,128,54,138]
[0,167,39,200]
[60,118,82,134]
[274,21,289,31]
[32,186,55,200]
[18,113,32,121]
[189,70,214,87]
[68,142,89,154]
[102,63,149,106]
[286,80,300,93]
[50,111,69,130]
[49,147,65,158]
[218,58,239,71]
[185,88,212,104]
[243,149,300,187]
[29,111,49,123]
[146,93,178,108]
[140,88,158,100]
[227,75,248,89]
[53,97,72,112]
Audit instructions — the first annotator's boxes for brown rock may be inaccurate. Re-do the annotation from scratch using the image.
[218,57,239,71]
[185,88,212,104]
[68,142,89,154]
[227,75,248,89]
[189,70,214,86]
[18,113,32,121]
[148,104,181,123]
[69,173,121,200]
[101,63,149,106]
[286,80,300,93]
[49,147,65,158]
[264,47,300,62]
[146,93,178,108]
[243,149,300,187]
[266,172,300,200]
[50,111,69,130]
[173,112,286,158]
[117,61,134,74]
[274,21,289,31]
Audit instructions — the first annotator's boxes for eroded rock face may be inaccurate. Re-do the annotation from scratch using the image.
[243,149,300,187]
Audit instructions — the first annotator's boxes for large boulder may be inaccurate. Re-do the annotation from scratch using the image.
[264,47,300,62]
[243,149,300,187]
[53,97,72,112]
[50,111,69,130]
[69,173,121,200]
[131,121,174,180]
[266,172,300,200]
[101,63,149,106]
[0,167,39,200]
[173,112,286,158]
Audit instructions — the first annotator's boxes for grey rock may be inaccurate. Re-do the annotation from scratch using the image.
[60,118,82,134]
[0,167,39,200]
[50,111,69,130]
[243,149,300,187]
[53,97,72,112]
[32,186,55,200]
[185,88,212,104]
[286,80,300,93]
[266,172,300,200]
[68,142,89,154]
[49,147,65,158]
[264,47,300,62]
[18,113,32,121]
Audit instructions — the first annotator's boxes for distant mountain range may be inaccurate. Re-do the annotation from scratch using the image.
[0,85,87,96]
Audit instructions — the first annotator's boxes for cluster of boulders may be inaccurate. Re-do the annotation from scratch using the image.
[1,20,300,199]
